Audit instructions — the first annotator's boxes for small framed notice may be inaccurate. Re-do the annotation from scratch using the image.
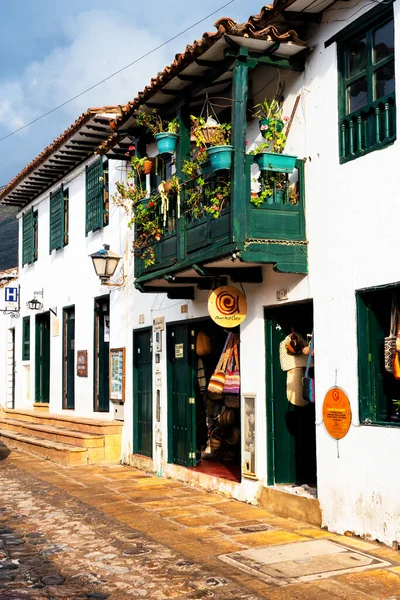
[77,350,88,377]
[110,347,126,402]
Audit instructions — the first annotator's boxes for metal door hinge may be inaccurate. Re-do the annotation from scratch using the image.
[189,452,196,459]
[188,397,195,404]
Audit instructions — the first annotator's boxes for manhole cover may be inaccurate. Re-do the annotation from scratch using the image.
[219,539,391,587]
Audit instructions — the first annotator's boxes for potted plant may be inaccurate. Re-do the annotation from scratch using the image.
[190,116,233,172]
[251,98,297,174]
[112,170,162,267]
[135,109,179,155]
[130,155,153,176]
[250,171,298,207]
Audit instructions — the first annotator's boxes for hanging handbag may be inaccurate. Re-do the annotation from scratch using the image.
[208,334,233,395]
[302,333,315,403]
[223,335,240,395]
[385,294,397,373]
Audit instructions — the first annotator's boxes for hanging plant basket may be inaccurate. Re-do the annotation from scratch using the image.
[207,145,233,172]
[255,152,297,174]
[155,132,178,155]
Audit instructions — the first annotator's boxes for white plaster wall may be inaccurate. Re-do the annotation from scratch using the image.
[302,0,400,546]
[15,158,130,420]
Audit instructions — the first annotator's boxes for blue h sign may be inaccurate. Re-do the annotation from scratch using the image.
[5,287,18,303]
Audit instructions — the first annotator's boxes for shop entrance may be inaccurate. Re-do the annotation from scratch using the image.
[167,319,241,482]
[265,302,316,487]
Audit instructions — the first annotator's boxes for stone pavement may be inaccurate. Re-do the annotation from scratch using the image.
[1,444,400,599]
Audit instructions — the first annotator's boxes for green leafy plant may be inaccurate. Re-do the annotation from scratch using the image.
[182,148,208,180]
[185,177,205,220]
[250,172,298,207]
[134,108,180,137]
[113,171,162,266]
[204,181,231,219]
[252,98,282,121]
[190,115,231,147]
[252,94,290,153]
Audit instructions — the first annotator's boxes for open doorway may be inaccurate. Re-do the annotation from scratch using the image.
[265,301,316,494]
[167,318,241,482]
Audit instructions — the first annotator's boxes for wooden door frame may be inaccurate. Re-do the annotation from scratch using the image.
[93,294,110,412]
[35,312,50,404]
[133,327,153,457]
[264,300,314,486]
[8,328,15,409]
[62,305,75,410]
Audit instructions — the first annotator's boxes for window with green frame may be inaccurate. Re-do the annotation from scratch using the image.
[22,209,38,266]
[85,159,109,235]
[49,185,69,252]
[22,316,30,360]
[357,286,400,426]
[337,3,395,162]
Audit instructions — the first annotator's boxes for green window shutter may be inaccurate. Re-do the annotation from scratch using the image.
[85,159,104,235]
[22,210,34,266]
[22,316,30,361]
[49,185,64,252]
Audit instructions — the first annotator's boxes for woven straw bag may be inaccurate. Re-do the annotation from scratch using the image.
[384,295,397,373]
[196,331,212,357]
[223,334,240,395]
[208,334,233,395]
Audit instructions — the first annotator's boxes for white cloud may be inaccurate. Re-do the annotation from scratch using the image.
[0,9,170,133]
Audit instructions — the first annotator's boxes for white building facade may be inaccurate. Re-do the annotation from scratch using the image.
[0,0,399,548]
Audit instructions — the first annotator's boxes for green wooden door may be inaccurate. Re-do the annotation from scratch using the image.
[167,323,196,467]
[63,307,75,410]
[265,303,316,485]
[133,328,153,457]
[94,297,110,412]
[35,313,50,404]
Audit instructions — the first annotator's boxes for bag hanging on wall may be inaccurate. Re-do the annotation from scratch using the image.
[302,333,315,403]
[196,331,212,357]
[385,294,397,373]
[223,334,240,395]
[285,330,304,355]
[208,334,233,395]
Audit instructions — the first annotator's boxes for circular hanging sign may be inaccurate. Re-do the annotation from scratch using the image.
[323,387,352,440]
[208,286,247,328]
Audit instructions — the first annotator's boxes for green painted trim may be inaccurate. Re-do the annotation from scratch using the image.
[22,316,30,361]
[264,313,275,486]
[325,0,394,47]
[133,327,153,457]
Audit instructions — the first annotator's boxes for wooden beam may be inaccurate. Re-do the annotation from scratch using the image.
[282,10,322,22]
[177,74,204,82]
[85,124,110,132]
[78,132,109,139]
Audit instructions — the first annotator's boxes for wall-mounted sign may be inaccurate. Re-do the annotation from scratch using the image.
[110,347,126,402]
[175,343,184,358]
[2,286,20,318]
[153,316,165,332]
[77,350,88,377]
[52,318,60,337]
[323,387,352,440]
[277,288,289,301]
[208,286,247,328]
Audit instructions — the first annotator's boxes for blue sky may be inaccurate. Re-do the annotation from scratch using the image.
[0,0,264,186]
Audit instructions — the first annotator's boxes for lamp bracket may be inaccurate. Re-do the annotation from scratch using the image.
[49,307,57,317]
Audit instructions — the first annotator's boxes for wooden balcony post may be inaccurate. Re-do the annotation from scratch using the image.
[231,49,250,248]
[176,107,190,261]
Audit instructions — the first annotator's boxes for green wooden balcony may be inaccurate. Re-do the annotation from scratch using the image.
[135,155,307,287]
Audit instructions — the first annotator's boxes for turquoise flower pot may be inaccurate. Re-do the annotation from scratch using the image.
[207,145,233,172]
[255,152,297,173]
[155,132,178,155]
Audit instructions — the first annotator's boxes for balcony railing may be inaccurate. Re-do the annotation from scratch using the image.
[340,93,396,163]
[135,155,307,280]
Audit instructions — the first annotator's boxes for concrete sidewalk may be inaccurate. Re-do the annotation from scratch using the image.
[2,446,400,599]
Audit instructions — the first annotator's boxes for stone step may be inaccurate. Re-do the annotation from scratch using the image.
[0,418,104,448]
[0,430,89,467]
[4,409,123,435]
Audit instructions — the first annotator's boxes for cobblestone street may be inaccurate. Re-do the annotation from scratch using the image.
[1,444,400,599]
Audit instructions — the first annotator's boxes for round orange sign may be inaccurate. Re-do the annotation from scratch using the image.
[323,387,352,440]
[208,286,247,328]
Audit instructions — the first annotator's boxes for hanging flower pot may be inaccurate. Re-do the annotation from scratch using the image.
[155,132,178,155]
[207,145,233,172]
[138,159,154,175]
[255,152,297,174]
